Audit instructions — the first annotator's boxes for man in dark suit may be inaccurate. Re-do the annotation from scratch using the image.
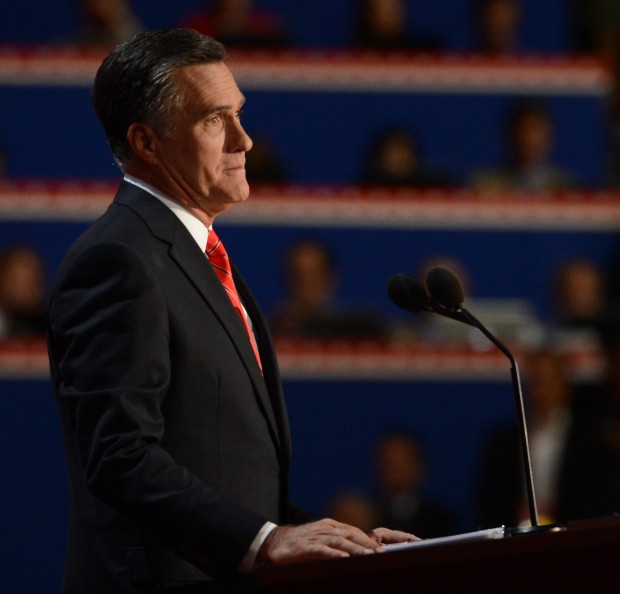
[46,29,414,594]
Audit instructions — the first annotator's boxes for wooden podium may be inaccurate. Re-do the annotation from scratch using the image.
[258,517,620,594]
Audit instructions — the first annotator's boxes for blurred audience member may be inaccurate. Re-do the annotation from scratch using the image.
[269,239,387,340]
[570,0,620,60]
[576,0,620,189]
[571,0,620,187]
[474,0,522,56]
[326,489,378,533]
[591,15,620,187]
[75,0,144,47]
[551,258,606,327]
[179,0,292,49]
[245,135,289,184]
[471,100,576,191]
[548,258,608,351]
[0,245,47,339]
[372,430,456,538]
[362,126,453,188]
[567,328,620,519]
[353,0,441,52]
[476,347,606,528]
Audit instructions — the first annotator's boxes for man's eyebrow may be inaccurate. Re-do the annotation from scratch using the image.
[200,97,246,119]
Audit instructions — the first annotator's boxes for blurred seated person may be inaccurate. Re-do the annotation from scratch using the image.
[576,326,620,517]
[372,430,456,538]
[548,258,609,351]
[75,0,144,47]
[353,0,441,52]
[325,489,378,533]
[179,0,292,49]
[551,258,606,328]
[571,1,620,188]
[570,0,620,61]
[0,245,47,339]
[550,258,620,422]
[471,100,576,191]
[476,347,604,528]
[245,135,289,184]
[473,0,522,56]
[362,126,453,188]
[269,239,387,340]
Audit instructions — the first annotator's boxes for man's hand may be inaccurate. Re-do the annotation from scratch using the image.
[257,519,418,566]
[370,526,420,545]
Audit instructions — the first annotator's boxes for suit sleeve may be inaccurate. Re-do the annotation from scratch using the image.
[47,241,267,578]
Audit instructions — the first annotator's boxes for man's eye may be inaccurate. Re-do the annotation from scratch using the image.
[208,115,223,126]
[236,108,244,119]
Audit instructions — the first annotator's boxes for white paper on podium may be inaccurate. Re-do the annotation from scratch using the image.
[382,527,507,552]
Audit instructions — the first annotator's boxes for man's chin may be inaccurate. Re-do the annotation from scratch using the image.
[234,183,251,203]
[221,188,251,209]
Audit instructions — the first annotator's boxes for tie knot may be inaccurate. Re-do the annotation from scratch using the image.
[206,229,221,254]
[206,230,231,278]
[207,229,230,263]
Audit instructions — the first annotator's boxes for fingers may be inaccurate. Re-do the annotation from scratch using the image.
[258,518,384,567]
[371,527,421,544]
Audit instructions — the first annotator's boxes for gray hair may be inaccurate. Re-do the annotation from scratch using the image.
[92,29,226,167]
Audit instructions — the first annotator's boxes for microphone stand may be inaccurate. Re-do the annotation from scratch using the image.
[459,307,538,532]
[430,300,564,535]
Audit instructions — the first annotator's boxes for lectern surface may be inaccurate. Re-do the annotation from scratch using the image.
[259,517,620,594]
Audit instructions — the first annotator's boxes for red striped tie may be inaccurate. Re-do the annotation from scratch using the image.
[206,230,262,371]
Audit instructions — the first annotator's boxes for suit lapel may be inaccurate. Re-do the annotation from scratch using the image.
[114,182,282,449]
[235,266,292,464]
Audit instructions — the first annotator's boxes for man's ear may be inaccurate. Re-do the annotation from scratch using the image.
[126,123,159,164]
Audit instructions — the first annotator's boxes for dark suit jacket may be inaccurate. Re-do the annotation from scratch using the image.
[46,181,310,593]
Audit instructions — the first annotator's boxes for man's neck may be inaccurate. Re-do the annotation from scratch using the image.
[123,167,215,228]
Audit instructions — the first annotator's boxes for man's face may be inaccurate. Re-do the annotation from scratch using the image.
[287,244,335,306]
[513,113,551,166]
[152,62,253,219]
[375,436,422,495]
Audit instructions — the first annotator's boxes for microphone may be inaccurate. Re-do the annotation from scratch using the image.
[387,272,476,327]
[388,267,558,533]
[386,273,431,313]
[426,267,464,309]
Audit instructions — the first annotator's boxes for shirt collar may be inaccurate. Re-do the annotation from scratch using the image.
[123,174,210,250]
